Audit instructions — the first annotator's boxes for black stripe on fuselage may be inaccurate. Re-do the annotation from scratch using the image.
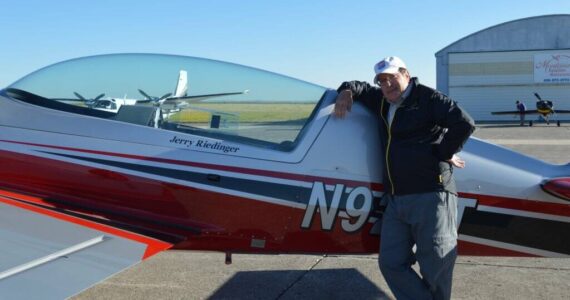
[43,151,306,204]
[459,207,570,254]
[41,151,381,210]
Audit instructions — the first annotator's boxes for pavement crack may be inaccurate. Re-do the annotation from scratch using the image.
[275,254,327,299]
[326,254,377,260]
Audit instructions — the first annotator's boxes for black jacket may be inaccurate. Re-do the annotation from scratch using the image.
[338,78,475,195]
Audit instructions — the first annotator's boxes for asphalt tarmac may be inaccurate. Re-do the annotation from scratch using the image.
[73,123,570,300]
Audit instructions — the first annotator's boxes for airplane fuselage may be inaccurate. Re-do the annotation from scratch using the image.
[0,88,568,257]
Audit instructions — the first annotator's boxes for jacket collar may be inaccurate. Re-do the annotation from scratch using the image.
[399,77,420,108]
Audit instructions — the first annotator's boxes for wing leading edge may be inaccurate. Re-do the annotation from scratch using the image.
[491,110,539,115]
[492,110,570,115]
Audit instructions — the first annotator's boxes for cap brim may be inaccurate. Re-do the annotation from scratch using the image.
[375,66,400,75]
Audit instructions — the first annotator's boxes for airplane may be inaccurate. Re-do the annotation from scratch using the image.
[59,69,247,115]
[0,53,569,298]
[491,92,570,126]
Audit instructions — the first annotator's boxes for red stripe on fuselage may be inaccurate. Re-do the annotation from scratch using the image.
[7,139,567,219]
[461,192,570,217]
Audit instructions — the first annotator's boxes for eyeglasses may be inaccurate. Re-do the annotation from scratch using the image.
[375,73,400,87]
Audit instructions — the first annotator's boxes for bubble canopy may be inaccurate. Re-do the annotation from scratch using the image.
[9,53,326,103]
[6,54,328,149]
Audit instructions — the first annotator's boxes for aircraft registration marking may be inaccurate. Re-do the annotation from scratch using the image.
[301,182,373,233]
[301,182,479,234]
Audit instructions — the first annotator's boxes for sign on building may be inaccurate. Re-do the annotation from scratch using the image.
[534,53,570,83]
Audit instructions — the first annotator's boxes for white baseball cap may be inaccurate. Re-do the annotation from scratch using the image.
[373,56,407,75]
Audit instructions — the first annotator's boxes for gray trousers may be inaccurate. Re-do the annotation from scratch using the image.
[379,192,458,300]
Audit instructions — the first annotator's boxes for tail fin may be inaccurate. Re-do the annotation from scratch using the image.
[174,70,188,97]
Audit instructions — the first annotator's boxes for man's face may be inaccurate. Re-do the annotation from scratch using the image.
[376,70,410,103]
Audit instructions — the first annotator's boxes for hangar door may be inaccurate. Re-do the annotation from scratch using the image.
[448,50,570,122]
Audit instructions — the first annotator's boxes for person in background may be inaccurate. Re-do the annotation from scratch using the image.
[516,100,526,126]
[334,56,475,300]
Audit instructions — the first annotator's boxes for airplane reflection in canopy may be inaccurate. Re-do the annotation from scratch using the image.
[55,70,248,117]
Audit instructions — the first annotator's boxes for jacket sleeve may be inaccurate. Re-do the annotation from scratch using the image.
[337,81,383,113]
[432,93,475,161]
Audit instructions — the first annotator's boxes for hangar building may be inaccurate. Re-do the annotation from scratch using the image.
[436,14,570,122]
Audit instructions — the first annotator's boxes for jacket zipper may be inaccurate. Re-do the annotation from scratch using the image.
[380,98,396,195]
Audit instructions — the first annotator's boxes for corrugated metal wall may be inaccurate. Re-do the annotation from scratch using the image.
[448,50,570,121]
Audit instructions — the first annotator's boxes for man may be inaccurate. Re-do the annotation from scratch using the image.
[516,100,526,126]
[334,56,475,300]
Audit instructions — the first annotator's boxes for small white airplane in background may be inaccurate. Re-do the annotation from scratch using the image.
[66,70,247,114]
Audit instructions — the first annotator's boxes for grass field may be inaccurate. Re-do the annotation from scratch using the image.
[167,102,317,123]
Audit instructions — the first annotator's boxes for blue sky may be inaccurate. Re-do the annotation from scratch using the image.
[1,1,569,89]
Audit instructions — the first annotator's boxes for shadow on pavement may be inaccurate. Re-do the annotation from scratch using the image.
[209,268,390,300]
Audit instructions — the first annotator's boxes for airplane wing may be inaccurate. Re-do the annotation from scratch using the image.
[50,93,106,103]
[553,109,570,114]
[0,189,172,299]
[162,90,249,105]
[491,110,539,115]
[49,98,85,102]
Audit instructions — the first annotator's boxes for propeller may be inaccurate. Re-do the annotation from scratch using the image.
[73,92,105,107]
[138,89,172,104]
[534,92,542,101]
[160,93,173,100]
[73,92,86,101]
